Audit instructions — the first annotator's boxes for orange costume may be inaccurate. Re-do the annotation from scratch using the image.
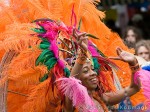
[0,0,145,112]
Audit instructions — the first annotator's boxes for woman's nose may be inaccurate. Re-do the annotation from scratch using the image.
[90,69,97,76]
[141,53,147,58]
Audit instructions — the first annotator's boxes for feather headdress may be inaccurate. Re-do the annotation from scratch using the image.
[0,0,140,111]
[0,14,118,112]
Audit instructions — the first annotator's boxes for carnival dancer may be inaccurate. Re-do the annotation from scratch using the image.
[0,0,149,112]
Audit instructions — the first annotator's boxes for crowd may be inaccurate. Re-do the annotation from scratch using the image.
[123,26,150,62]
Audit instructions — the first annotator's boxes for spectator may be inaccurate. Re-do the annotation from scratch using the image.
[123,26,143,48]
[135,40,150,61]
[147,39,150,45]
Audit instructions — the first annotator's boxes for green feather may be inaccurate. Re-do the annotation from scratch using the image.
[86,34,99,39]
[93,46,106,57]
[39,44,50,49]
[97,49,106,57]
[31,26,46,33]
[40,38,50,45]
[64,68,70,77]
[45,57,57,70]
[91,44,106,57]
[92,58,100,74]
[78,18,82,30]
[40,73,48,82]
[36,50,54,65]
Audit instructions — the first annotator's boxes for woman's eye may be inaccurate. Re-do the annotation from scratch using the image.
[83,70,88,73]
[83,69,88,73]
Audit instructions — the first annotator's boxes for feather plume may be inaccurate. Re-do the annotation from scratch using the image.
[0,3,20,33]
[7,80,34,112]
[57,77,98,112]
[98,71,116,93]
[9,66,47,88]
[88,41,100,57]
[0,76,8,112]
[0,23,41,52]
[0,0,140,111]
[0,72,8,84]
[8,48,41,76]
[23,77,60,112]
[38,0,64,20]
[134,70,150,109]
[9,0,54,22]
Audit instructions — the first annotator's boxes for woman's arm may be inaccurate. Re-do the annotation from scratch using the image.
[70,30,88,76]
[63,29,88,111]
[102,86,139,105]
[102,47,140,105]
[63,97,74,112]
[70,50,87,76]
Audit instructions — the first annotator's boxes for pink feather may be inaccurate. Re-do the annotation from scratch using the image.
[88,41,99,57]
[71,4,77,27]
[57,59,65,69]
[49,40,59,58]
[37,21,59,42]
[56,77,98,112]
[134,70,150,109]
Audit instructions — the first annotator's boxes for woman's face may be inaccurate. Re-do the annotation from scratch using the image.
[137,46,150,61]
[79,62,98,91]
[126,30,136,43]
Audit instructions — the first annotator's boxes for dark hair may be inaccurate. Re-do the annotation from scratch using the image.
[123,26,143,42]
[123,40,135,49]
[135,40,150,55]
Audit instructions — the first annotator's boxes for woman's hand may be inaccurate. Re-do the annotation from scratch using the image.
[102,47,140,105]
[72,29,88,52]
[109,47,137,66]
[109,47,140,89]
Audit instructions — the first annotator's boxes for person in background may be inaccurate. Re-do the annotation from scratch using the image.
[123,26,143,48]
[147,39,150,46]
[135,40,150,61]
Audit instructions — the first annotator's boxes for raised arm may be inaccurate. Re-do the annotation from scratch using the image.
[102,47,140,105]
[70,29,88,76]
[63,29,88,112]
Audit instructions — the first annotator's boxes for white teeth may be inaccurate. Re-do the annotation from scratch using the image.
[91,78,97,82]
[92,79,96,81]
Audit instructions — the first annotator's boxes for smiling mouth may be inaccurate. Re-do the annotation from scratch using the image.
[90,78,98,84]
